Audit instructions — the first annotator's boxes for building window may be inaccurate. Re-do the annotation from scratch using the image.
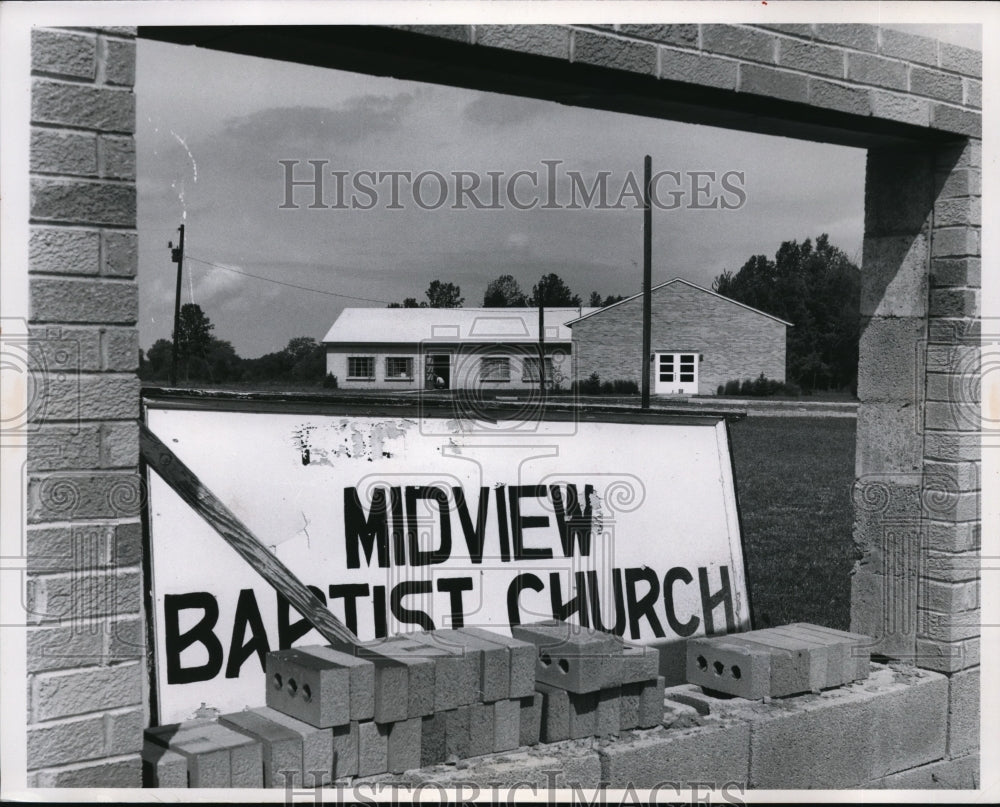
[348,356,375,379]
[658,354,674,382]
[522,356,554,382]
[679,353,696,383]
[385,357,413,380]
[480,357,510,381]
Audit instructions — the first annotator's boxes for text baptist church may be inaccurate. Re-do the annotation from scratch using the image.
[323,278,791,395]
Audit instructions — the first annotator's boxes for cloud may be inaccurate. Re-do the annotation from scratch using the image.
[220,93,415,147]
[463,93,549,128]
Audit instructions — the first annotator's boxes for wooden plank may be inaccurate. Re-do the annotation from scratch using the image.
[139,422,358,646]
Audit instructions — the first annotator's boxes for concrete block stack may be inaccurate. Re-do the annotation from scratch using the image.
[686,623,871,698]
[510,620,664,741]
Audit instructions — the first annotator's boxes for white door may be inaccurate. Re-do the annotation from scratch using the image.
[655,352,698,394]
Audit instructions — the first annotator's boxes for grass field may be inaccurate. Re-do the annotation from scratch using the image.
[728,415,857,631]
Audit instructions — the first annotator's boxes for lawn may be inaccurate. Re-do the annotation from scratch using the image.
[727,416,858,631]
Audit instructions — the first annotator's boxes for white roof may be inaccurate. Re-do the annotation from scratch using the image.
[323,306,599,344]
[565,278,794,328]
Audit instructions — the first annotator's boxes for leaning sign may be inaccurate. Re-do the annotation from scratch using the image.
[143,393,751,725]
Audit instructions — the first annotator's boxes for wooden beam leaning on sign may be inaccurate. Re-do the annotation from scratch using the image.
[139,423,358,646]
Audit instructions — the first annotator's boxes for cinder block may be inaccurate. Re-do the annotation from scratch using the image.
[572,29,657,75]
[766,625,846,688]
[467,702,495,757]
[637,677,665,728]
[357,721,389,777]
[420,712,448,767]
[596,687,621,736]
[332,722,358,779]
[32,29,97,79]
[32,79,135,133]
[511,620,624,693]
[448,628,510,701]
[192,723,263,788]
[568,691,598,739]
[397,633,480,709]
[598,720,751,788]
[444,705,471,759]
[621,642,660,683]
[931,103,981,138]
[31,178,135,228]
[493,698,520,752]
[788,623,871,681]
[328,642,408,723]
[265,648,351,728]
[301,645,375,721]
[386,717,421,774]
[146,720,263,788]
[686,635,771,699]
[701,24,774,62]
[734,630,828,694]
[175,738,230,787]
[620,682,641,730]
[458,626,536,697]
[536,683,570,743]
[739,64,809,103]
[948,667,979,756]
[939,41,981,77]
[253,706,333,787]
[219,709,303,788]
[475,25,570,60]
[142,740,188,787]
[518,693,542,747]
[848,51,907,90]
[359,641,435,718]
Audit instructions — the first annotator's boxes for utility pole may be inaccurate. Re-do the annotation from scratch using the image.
[169,223,185,387]
[641,156,652,409]
[537,283,546,396]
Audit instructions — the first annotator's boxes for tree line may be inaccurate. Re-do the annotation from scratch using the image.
[388,273,625,309]
[712,233,860,393]
[142,235,860,393]
[140,303,328,385]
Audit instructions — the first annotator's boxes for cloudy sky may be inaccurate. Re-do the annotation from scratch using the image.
[136,23,980,358]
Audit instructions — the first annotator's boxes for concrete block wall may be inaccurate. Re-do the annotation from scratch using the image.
[23,21,980,786]
[570,281,787,394]
[26,26,143,787]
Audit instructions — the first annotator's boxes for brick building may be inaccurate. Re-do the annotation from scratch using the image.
[568,278,791,395]
[14,18,981,790]
[323,306,595,391]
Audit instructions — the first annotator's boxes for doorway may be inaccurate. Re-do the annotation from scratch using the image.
[654,352,697,395]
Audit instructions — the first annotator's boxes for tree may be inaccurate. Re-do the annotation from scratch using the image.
[530,273,581,307]
[142,338,173,380]
[484,275,528,307]
[589,291,626,307]
[175,303,215,382]
[712,234,860,393]
[387,297,424,308]
[425,280,463,308]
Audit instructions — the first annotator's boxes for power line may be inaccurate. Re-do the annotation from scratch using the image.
[183,254,395,305]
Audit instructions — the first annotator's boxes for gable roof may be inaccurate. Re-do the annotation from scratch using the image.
[565,278,794,327]
[323,306,600,344]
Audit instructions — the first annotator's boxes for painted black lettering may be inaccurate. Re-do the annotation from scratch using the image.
[164,592,223,684]
[226,588,270,678]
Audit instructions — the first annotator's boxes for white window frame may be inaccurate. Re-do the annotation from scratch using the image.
[480,356,511,382]
[347,356,375,379]
[385,356,414,380]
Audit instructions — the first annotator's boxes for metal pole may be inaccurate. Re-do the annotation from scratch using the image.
[538,286,546,396]
[641,156,652,409]
[169,223,185,387]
